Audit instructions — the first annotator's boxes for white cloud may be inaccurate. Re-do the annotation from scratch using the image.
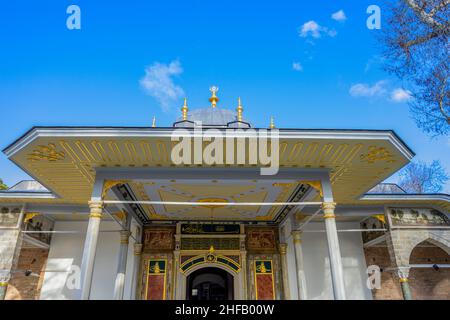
[299,20,336,39]
[390,88,412,102]
[349,81,387,97]
[299,20,321,38]
[292,62,303,72]
[140,60,184,112]
[331,10,347,22]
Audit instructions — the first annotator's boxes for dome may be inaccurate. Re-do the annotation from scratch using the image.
[176,108,237,126]
[173,87,252,128]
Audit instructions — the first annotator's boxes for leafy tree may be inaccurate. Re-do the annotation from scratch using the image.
[0,179,7,190]
[398,160,449,193]
[381,0,449,136]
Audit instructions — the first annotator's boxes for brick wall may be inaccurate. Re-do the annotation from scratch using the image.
[5,248,49,300]
[364,246,403,300]
[409,244,450,300]
[364,243,450,300]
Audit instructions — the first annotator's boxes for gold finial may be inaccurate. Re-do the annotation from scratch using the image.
[181,98,188,120]
[152,116,156,127]
[209,245,215,254]
[236,97,243,122]
[209,86,219,108]
[270,116,275,129]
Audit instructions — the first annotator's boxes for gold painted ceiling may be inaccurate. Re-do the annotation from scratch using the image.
[127,179,302,221]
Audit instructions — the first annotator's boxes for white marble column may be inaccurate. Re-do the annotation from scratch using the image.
[291,230,307,300]
[113,230,131,300]
[279,243,291,300]
[79,201,103,300]
[322,202,346,300]
[130,243,143,300]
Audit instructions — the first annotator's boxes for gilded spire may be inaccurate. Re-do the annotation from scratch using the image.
[270,116,275,129]
[236,97,243,122]
[152,116,156,127]
[209,86,219,108]
[181,98,188,121]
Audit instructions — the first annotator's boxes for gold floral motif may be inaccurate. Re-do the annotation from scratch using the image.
[197,198,229,209]
[27,143,65,162]
[360,146,396,163]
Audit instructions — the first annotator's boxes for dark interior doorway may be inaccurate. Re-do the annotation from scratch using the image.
[186,267,234,300]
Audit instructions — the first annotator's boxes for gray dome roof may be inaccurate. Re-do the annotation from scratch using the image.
[174,107,250,127]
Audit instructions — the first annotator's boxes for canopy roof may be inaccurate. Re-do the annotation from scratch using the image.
[3,127,414,207]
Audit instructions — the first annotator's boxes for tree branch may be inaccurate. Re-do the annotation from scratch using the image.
[404,0,447,30]
[437,76,450,123]
[429,0,450,17]
[402,29,446,49]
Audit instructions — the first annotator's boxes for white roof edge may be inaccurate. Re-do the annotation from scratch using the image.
[0,192,57,199]
[3,128,415,160]
[361,194,450,202]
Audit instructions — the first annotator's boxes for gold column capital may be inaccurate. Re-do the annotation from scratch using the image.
[322,202,336,219]
[291,230,302,243]
[394,266,410,280]
[134,243,143,256]
[88,201,103,219]
[278,243,288,255]
[120,230,131,244]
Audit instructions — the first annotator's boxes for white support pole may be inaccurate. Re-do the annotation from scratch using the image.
[131,243,143,300]
[321,177,346,300]
[279,243,291,300]
[113,230,131,300]
[322,202,346,300]
[291,230,307,300]
[79,200,103,300]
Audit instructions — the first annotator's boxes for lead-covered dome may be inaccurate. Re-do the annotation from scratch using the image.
[173,87,251,128]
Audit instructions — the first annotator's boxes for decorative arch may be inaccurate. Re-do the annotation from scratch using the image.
[408,233,450,263]
[387,229,450,267]
[180,254,240,274]
[184,262,238,277]
[176,259,245,300]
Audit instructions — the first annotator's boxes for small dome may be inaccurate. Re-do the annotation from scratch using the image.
[173,87,251,128]
[178,108,237,126]
[175,108,251,127]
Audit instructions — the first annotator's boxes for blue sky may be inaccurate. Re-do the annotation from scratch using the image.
[0,0,449,192]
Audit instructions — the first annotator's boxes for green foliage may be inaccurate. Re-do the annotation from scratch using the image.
[0,179,7,190]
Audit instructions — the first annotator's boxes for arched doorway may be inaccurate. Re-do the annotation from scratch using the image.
[186,267,234,300]
[408,240,450,299]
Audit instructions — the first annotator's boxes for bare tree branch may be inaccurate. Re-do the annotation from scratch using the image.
[380,0,450,136]
[438,76,450,121]
[429,0,450,17]
[404,0,447,29]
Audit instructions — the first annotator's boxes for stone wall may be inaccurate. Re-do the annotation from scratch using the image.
[5,248,49,300]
